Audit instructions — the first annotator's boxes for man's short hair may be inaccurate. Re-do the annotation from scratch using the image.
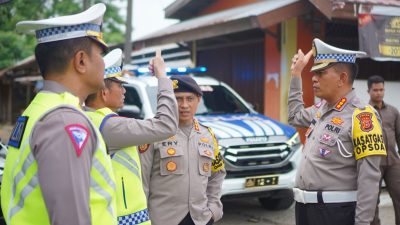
[332,63,359,84]
[35,37,94,77]
[85,93,97,106]
[367,75,385,90]
[84,79,114,105]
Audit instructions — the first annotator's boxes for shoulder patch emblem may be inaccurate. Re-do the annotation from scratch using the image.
[356,112,373,132]
[139,144,150,153]
[8,116,29,148]
[331,117,344,125]
[352,106,386,160]
[65,124,90,157]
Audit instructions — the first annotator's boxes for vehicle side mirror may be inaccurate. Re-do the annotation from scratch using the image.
[118,105,143,119]
[247,102,261,112]
[247,102,255,110]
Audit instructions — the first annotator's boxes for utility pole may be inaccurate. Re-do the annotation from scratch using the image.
[83,0,90,10]
[124,0,133,64]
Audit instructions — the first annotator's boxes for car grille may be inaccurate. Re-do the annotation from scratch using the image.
[225,164,293,178]
[222,142,292,168]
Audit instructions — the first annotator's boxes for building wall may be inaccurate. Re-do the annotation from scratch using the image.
[0,82,9,123]
[0,81,35,124]
[280,18,298,124]
[264,25,281,121]
[197,41,265,113]
[294,17,315,142]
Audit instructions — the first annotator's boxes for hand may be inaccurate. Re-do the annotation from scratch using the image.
[149,49,166,78]
[290,49,313,77]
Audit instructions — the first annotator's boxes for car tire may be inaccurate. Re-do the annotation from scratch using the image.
[258,190,294,210]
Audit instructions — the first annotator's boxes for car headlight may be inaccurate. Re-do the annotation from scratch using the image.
[287,132,301,148]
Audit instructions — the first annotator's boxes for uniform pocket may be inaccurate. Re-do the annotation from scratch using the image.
[318,132,339,146]
[198,147,214,177]
[159,146,184,176]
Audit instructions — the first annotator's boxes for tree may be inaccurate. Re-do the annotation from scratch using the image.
[0,0,124,69]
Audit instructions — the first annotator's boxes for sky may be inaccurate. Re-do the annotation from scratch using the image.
[118,0,178,40]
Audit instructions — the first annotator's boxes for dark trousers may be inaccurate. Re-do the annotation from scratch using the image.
[295,201,356,225]
[178,213,214,225]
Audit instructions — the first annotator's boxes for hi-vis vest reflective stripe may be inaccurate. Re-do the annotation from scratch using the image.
[86,108,151,225]
[1,91,117,225]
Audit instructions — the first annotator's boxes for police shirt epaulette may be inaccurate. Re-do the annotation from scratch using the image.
[351,97,367,109]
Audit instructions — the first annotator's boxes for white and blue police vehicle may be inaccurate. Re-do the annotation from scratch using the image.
[119,67,302,210]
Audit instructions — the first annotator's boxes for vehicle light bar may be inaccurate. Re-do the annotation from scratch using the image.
[131,66,207,76]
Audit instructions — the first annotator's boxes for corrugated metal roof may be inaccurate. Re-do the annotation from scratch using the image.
[134,0,303,48]
[138,0,298,41]
[332,0,400,7]
[0,55,36,79]
[165,0,216,20]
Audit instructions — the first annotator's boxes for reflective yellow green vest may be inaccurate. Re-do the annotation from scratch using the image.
[86,107,151,225]
[1,92,117,225]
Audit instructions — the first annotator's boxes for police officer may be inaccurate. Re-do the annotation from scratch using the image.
[1,4,117,225]
[85,48,178,225]
[140,75,226,225]
[288,38,387,225]
[367,75,400,225]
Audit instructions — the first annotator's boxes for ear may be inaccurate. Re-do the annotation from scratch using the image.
[72,50,89,74]
[101,88,109,102]
[338,71,348,87]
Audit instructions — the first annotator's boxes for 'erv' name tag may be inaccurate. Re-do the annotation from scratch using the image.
[8,116,29,148]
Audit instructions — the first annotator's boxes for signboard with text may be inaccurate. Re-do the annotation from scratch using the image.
[359,14,400,61]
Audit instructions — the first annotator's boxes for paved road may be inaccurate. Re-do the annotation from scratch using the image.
[216,190,395,225]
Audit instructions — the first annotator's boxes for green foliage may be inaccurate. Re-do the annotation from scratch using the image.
[0,31,35,68]
[0,0,124,69]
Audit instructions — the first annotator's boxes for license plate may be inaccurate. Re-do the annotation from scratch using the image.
[245,176,279,188]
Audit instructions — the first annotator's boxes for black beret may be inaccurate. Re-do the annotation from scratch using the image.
[170,75,203,96]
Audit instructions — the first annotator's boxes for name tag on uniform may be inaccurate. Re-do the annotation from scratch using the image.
[8,116,29,148]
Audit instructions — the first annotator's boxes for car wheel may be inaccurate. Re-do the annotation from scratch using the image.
[258,190,294,210]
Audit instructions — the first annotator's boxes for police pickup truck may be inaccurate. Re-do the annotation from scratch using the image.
[119,69,302,210]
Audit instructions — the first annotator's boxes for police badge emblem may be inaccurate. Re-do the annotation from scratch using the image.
[139,144,150,153]
[356,112,374,132]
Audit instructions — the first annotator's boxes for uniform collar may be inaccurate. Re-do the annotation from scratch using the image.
[42,80,73,94]
[369,100,386,109]
[83,105,95,112]
[42,80,81,108]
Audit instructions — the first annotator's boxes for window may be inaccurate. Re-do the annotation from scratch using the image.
[124,86,142,109]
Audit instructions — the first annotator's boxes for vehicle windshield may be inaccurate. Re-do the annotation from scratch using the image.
[145,84,250,115]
